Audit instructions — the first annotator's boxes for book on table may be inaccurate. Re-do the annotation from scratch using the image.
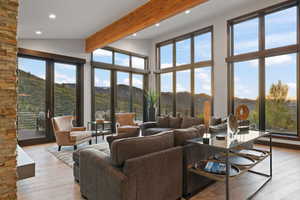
[204,161,227,175]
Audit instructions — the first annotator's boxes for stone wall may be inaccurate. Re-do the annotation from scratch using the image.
[0,0,19,199]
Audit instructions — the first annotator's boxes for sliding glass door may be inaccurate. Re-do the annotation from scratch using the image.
[18,57,47,141]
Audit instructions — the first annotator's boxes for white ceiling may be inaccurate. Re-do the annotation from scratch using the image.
[18,0,254,40]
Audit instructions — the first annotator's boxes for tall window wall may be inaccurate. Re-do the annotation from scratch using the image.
[228,1,299,135]
[92,47,148,124]
[157,26,213,118]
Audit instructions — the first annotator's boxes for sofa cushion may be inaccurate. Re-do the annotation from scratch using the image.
[169,117,182,129]
[173,127,201,146]
[144,128,173,136]
[157,116,170,128]
[111,131,174,167]
[73,143,110,164]
[70,131,92,142]
[181,117,203,129]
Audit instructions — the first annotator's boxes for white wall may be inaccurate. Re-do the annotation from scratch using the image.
[149,0,286,118]
[18,38,151,125]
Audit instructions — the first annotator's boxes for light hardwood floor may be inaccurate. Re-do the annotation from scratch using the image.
[17,143,300,200]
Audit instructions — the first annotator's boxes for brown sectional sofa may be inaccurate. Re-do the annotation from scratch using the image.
[140,116,204,136]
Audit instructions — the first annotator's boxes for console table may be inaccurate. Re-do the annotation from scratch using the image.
[187,130,272,200]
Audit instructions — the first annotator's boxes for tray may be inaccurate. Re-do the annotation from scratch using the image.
[214,154,256,166]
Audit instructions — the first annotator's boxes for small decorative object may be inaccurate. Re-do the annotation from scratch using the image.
[202,133,210,144]
[216,134,226,140]
[227,114,239,136]
[235,104,250,120]
[238,126,249,132]
[145,90,159,121]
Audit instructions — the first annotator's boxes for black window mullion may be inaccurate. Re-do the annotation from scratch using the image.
[173,42,176,117]
[259,13,266,131]
[297,1,300,136]
[191,36,195,117]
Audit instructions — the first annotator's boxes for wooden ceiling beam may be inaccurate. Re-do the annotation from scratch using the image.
[85,0,209,53]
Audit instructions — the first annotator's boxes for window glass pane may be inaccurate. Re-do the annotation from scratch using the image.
[265,54,297,135]
[265,7,297,49]
[132,56,145,69]
[176,38,191,66]
[94,69,111,121]
[176,70,191,116]
[115,52,129,67]
[160,73,173,115]
[132,74,144,121]
[117,72,130,112]
[54,63,77,117]
[234,60,259,129]
[194,32,212,62]
[93,49,112,64]
[234,18,259,55]
[160,44,173,69]
[194,67,212,118]
[17,57,46,140]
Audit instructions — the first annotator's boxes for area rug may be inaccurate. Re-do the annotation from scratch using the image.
[47,138,109,167]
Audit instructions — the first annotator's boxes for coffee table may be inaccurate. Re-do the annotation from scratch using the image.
[187,130,272,200]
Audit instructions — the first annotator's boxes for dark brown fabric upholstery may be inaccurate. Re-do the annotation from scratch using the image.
[173,127,201,146]
[181,117,203,129]
[169,117,182,129]
[111,131,174,167]
[106,131,140,149]
[157,116,169,128]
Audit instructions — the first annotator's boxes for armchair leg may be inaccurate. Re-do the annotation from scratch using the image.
[89,140,92,145]
[74,145,77,150]
[58,146,61,151]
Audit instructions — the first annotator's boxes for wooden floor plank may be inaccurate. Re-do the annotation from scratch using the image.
[17,143,300,200]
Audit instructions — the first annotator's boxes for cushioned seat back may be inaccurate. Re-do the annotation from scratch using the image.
[53,116,73,131]
[116,113,135,126]
[111,131,174,166]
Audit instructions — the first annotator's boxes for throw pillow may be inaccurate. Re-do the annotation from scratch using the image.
[157,116,170,128]
[169,117,182,129]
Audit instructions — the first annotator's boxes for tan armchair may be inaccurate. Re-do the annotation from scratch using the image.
[115,113,140,136]
[51,116,92,151]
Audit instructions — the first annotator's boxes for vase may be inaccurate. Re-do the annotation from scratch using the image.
[148,106,156,121]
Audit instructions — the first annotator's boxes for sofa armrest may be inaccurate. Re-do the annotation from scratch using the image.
[71,127,86,131]
[54,131,71,145]
[80,149,128,200]
[106,132,139,149]
[139,121,157,135]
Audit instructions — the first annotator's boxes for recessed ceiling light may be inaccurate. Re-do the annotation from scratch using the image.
[155,23,160,27]
[49,14,56,19]
[185,10,191,14]
[35,30,42,35]
[132,33,137,37]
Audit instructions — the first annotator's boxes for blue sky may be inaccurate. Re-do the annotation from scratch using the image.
[19,57,76,84]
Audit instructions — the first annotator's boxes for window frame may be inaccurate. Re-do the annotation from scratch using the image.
[227,0,300,137]
[91,46,149,131]
[156,26,214,117]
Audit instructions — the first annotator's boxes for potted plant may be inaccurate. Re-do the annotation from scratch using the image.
[145,90,159,121]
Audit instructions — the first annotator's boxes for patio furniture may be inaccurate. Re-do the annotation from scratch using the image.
[51,116,92,151]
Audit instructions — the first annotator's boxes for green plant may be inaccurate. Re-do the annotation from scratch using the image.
[145,90,159,108]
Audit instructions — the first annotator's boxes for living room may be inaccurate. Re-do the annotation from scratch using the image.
[1,0,300,199]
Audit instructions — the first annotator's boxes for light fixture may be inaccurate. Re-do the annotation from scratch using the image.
[35,30,42,35]
[155,23,160,27]
[185,10,191,14]
[49,14,56,19]
[132,33,137,37]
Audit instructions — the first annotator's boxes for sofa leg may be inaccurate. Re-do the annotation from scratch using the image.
[74,145,77,150]
[58,146,61,151]
[89,140,92,145]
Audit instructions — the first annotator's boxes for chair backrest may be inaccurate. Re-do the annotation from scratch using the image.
[115,113,135,126]
[52,116,74,132]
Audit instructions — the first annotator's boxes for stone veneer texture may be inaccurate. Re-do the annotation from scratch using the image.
[0,0,19,199]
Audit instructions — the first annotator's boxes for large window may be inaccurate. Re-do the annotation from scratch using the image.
[158,26,213,117]
[228,1,299,135]
[92,47,148,124]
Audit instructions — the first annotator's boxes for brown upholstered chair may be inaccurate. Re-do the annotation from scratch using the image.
[51,116,92,151]
[115,113,140,135]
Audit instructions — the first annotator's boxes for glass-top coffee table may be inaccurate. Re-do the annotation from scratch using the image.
[88,120,112,143]
[187,130,272,200]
